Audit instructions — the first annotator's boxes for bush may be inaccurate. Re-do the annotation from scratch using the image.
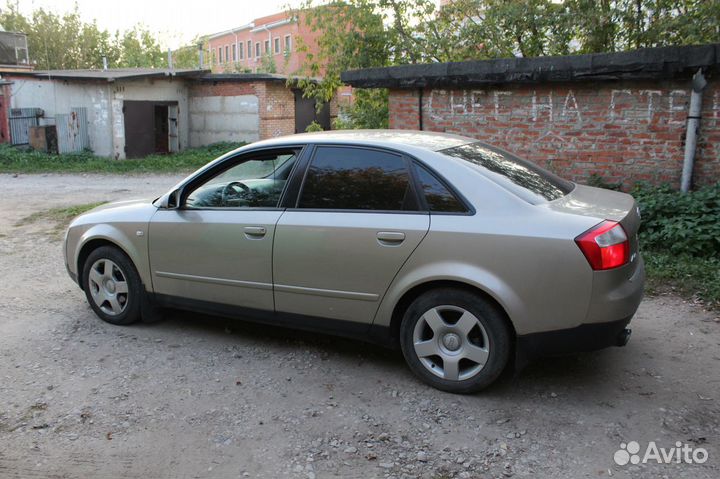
[633,183,720,258]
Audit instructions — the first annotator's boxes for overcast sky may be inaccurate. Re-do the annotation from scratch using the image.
[9,0,303,49]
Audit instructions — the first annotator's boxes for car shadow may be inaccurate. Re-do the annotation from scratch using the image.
[143,308,621,395]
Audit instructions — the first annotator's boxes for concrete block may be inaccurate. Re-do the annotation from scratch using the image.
[189,113,205,130]
[190,96,222,113]
[222,95,259,114]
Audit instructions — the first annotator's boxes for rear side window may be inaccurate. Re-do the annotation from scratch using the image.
[299,146,417,211]
[441,142,574,204]
[414,164,467,213]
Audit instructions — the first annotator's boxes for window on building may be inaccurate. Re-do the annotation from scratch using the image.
[298,147,418,211]
[274,37,280,54]
[218,47,222,63]
[284,35,291,52]
[264,40,270,54]
[232,44,236,62]
[255,42,260,57]
[239,43,244,60]
[247,40,252,58]
[225,45,229,63]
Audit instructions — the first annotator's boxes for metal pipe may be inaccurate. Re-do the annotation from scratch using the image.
[681,69,707,192]
[418,88,424,130]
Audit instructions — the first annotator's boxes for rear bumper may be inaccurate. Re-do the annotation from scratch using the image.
[516,316,633,361]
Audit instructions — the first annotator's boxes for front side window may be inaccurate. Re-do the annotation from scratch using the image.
[284,35,291,52]
[298,147,417,211]
[218,47,222,63]
[414,164,467,213]
[255,42,260,57]
[441,142,574,204]
[185,150,298,208]
[264,40,270,53]
[224,45,229,63]
[274,37,280,54]
[247,40,252,57]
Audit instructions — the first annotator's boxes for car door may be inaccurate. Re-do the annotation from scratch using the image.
[273,145,430,324]
[148,147,302,311]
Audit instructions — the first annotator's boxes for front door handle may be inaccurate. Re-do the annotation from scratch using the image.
[377,231,405,246]
[244,226,266,238]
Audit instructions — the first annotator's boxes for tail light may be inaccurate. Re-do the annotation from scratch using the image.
[575,220,629,270]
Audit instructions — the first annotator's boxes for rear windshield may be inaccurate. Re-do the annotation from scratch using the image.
[440,142,574,204]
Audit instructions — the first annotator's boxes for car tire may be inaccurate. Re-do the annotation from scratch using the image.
[399,288,511,394]
[82,246,142,326]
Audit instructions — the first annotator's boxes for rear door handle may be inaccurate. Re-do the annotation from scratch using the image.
[244,226,266,238]
[377,231,405,246]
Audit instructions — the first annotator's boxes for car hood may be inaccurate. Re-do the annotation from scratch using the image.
[70,198,158,227]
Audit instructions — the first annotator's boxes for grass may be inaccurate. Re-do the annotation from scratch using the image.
[643,250,720,309]
[0,142,245,174]
[16,201,107,236]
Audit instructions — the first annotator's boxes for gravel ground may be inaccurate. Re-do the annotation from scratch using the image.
[1,173,719,479]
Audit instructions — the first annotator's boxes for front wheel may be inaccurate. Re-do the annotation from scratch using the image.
[399,288,511,394]
[82,246,142,325]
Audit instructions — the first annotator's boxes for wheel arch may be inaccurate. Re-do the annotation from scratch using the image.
[74,225,150,292]
[386,279,518,346]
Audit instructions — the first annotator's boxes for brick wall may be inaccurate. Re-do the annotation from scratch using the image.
[188,80,295,142]
[389,80,720,188]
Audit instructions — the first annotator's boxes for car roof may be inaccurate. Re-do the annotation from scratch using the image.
[250,129,475,152]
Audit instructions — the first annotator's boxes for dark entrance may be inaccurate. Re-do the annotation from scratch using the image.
[123,101,178,158]
[294,91,330,133]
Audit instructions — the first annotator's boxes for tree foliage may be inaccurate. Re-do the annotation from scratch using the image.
[0,3,166,69]
[293,0,720,129]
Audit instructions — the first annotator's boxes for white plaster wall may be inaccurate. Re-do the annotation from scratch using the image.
[10,78,113,156]
[109,78,189,159]
[189,94,259,147]
[11,76,191,159]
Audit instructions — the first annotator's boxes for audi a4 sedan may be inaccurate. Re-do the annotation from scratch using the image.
[64,130,644,393]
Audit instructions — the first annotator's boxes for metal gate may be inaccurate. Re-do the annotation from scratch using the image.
[56,108,90,154]
[9,108,43,145]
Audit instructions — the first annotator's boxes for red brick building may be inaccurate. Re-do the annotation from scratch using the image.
[342,44,720,189]
[207,11,321,75]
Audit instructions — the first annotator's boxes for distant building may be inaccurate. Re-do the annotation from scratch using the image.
[206,11,321,75]
[5,68,334,157]
[0,31,32,144]
[0,31,31,73]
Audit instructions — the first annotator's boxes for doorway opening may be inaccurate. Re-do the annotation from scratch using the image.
[123,101,179,158]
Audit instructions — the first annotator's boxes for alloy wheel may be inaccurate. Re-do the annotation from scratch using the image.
[412,305,490,381]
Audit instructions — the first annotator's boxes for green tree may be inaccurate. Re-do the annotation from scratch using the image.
[292,0,720,129]
[0,3,166,69]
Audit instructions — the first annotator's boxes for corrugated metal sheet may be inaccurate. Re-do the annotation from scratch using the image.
[9,107,42,145]
[56,108,89,154]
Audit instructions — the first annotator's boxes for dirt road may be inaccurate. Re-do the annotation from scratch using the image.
[1,173,718,478]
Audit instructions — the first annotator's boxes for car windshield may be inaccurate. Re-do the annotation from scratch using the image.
[440,142,574,204]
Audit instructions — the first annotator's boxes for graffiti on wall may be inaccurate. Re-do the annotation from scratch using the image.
[423,87,720,125]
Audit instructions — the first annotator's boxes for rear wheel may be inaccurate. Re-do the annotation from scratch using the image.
[82,246,142,325]
[400,288,511,394]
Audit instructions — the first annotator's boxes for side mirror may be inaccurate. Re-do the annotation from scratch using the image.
[157,189,180,209]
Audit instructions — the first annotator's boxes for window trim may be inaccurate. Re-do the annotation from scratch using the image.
[178,146,307,210]
[289,144,426,214]
[410,160,474,216]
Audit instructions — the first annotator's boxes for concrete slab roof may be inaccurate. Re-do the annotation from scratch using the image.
[11,68,210,82]
[341,43,720,88]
